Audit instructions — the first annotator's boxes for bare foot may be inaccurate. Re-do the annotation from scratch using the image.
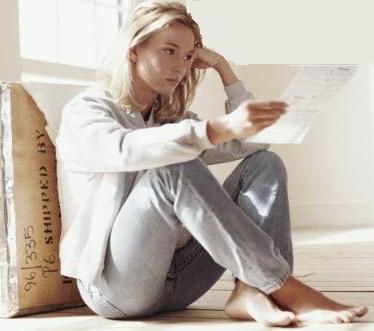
[271,276,369,324]
[224,280,297,326]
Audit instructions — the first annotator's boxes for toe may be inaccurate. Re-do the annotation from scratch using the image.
[285,311,298,323]
[334,316,344,324]
[351,306,368,317]
[266,316,292,327]
[344,310,356,320]
[338,312,351,323]
[264,311,295,327]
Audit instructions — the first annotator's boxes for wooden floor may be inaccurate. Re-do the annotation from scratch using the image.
[1,227,373,330]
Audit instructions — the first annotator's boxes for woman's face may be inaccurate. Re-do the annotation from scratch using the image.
[130,23,195,98]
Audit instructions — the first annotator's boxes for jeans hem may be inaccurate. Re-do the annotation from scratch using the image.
[260,270,290,295]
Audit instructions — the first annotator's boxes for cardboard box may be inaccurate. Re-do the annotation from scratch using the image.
[0,82,84,317]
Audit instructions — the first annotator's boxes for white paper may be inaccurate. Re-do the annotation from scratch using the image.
[245,65,358,144]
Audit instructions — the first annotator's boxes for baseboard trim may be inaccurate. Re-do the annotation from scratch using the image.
[290,199,374,229]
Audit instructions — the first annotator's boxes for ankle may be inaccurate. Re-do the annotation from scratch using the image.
[235,279,251,291]
[270,276,299,307]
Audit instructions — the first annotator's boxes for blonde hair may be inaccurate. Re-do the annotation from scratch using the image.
[96,0,206,124]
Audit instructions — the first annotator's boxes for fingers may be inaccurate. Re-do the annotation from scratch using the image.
[246,100,288,121]
[249,100,289,110]
[253,119,277,131]
[251,113,281,133]
[230,99,288,137]
[250,108,286,119]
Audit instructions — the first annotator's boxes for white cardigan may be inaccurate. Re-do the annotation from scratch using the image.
[56,80,270,287]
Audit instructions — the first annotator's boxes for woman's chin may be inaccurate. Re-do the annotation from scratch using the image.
[159,86,178,96]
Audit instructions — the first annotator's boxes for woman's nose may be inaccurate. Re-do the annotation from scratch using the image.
[174,56,186,71]
[174,63,187,78]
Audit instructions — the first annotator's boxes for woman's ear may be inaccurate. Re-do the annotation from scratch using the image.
[129,47,138,63]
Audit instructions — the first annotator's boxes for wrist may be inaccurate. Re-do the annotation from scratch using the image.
[214,58,239,86]
[213,55,227,71]
[207,115,235,145]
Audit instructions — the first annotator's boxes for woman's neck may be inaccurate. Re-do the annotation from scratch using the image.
[132,72,158,113]
[142,108,152,121]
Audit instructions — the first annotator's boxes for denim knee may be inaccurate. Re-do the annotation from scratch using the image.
[244,150,288,181]
[150,158,204,183]
[158,158,203,173]
[145,158,204,199]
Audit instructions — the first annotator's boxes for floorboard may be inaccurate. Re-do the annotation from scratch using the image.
[1,227,373,330]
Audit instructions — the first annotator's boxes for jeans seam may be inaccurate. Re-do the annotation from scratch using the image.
[240,155,256,188]
[167,238,203,278]
[97,291,129,318]
[176,244,204,274]
[78,279,128,318]
[77,279,94,295]
[223,158,248,202]
[164,246,205,299]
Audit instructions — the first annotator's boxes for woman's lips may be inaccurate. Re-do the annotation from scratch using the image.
[166,79,178,85]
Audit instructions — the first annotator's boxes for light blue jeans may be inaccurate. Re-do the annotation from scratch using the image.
[77,150,293,319]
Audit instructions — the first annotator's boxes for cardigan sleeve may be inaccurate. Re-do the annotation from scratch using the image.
[184,80,271,165]
[56,93,216,172]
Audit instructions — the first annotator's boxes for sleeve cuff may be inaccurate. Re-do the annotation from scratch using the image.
[193,119,216,150]
[224,80,253,99]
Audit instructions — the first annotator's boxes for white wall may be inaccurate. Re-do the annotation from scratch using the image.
[273,64,374,229]
[191,64,374,229]
[0,0,21,81]
[186,0,374,229]
[3,1,373,229]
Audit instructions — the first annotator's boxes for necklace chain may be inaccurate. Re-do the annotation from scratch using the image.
[122,98,160,112]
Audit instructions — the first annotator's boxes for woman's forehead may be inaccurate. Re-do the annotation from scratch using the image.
[150,24,195,47]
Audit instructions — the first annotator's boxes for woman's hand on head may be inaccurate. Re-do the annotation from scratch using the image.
[192,47,225,70]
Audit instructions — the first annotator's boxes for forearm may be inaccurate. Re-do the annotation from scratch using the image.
[214,57,239,86]
[207,59,240,144]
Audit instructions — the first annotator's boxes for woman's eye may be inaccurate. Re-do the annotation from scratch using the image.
[163,48,192,61]
[164,48,174,55]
